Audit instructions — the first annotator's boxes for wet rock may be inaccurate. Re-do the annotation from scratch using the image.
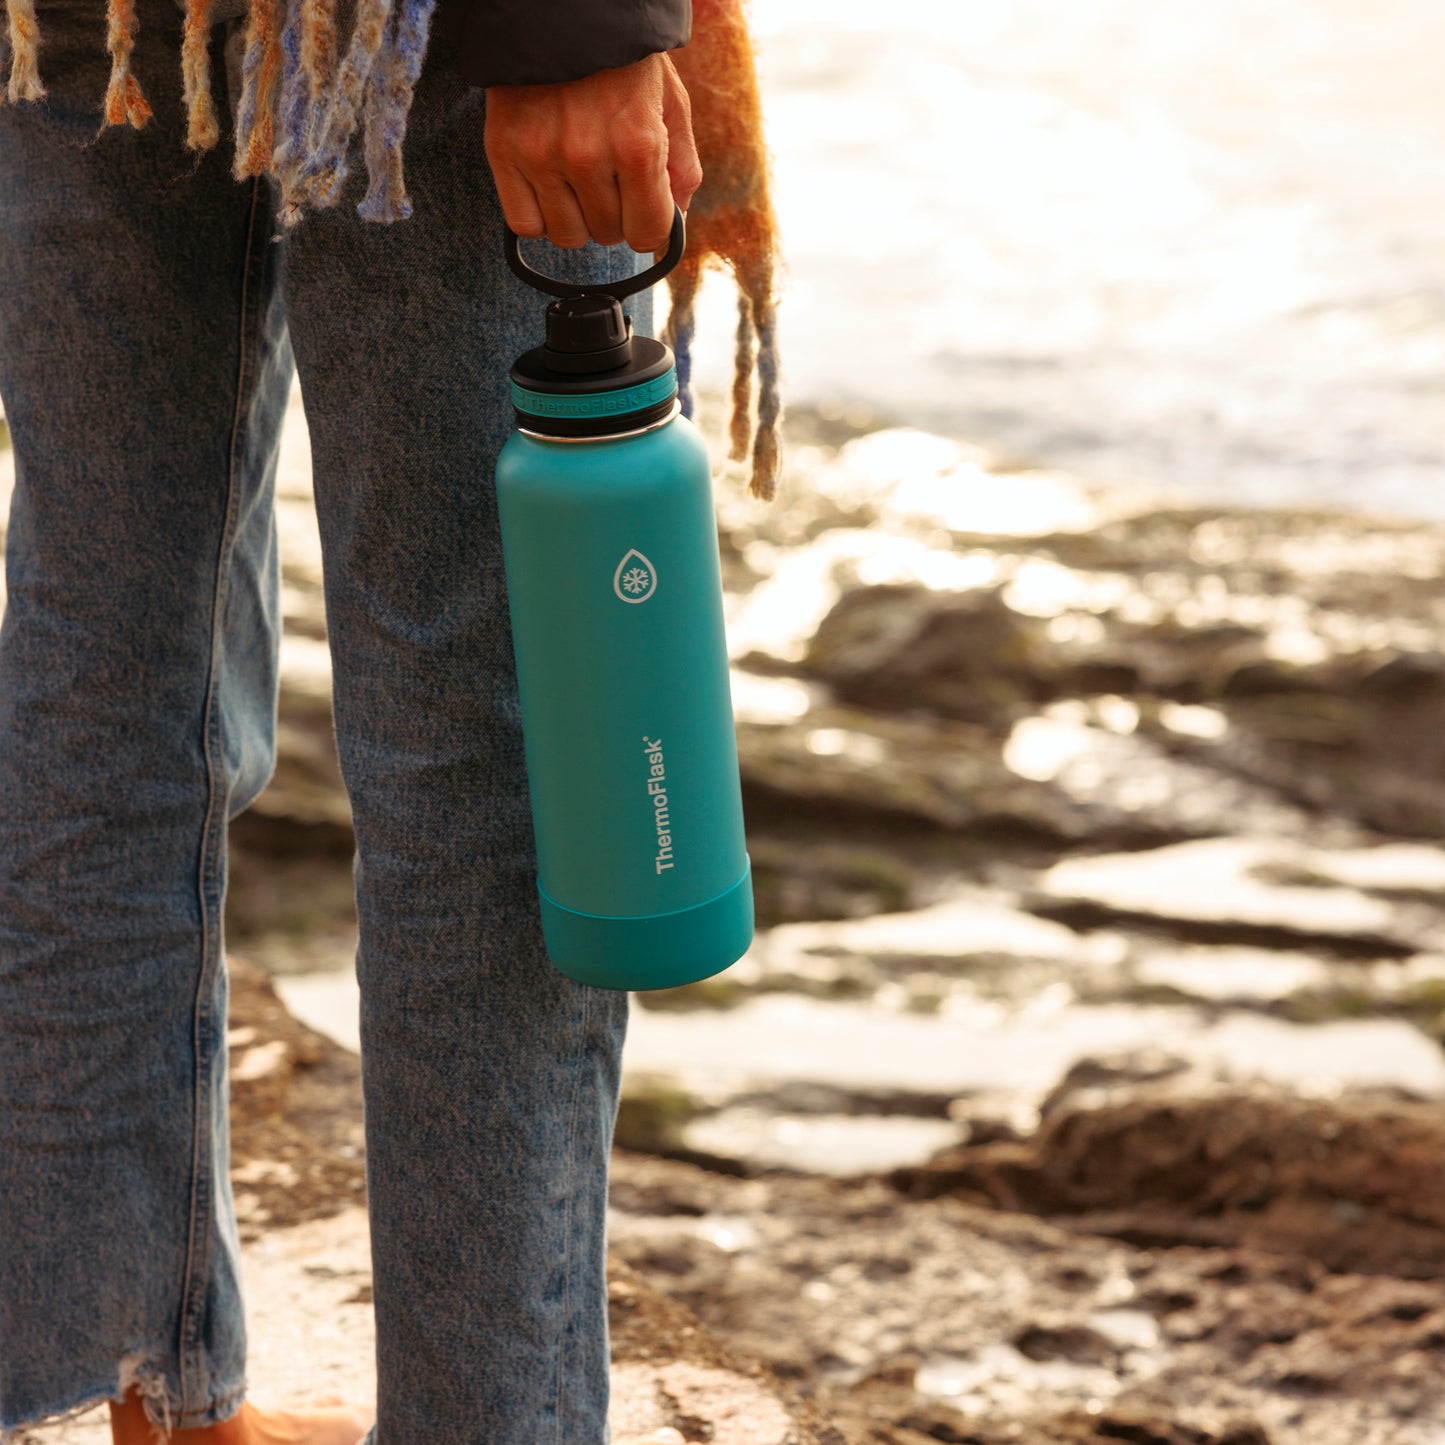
[740,704,1308,850]
[1013,1322,1120,1366]
[799,583,1051,729]
[790,574,1309,731]
[622,974,1445,1161]
[1028,838,1434,959]
[1124,946,1332,1008]
[998,705,1317,844]
[681,1107,965,1178]
[637,972,754,1013]
[731,1082,963,1121]
[760,891,1091,972]
[617,1050,974,1179]
[1032,509,1445,841]
[735,475,1445,847]
[1038,1053,1197,1120]
[1079,1416,1271,1445]
[725,886,1105,1020]
[1195,663,1445,839]
[614,1074,714,1157]
[1275,840,1445,899]
[745,834,919,931]
[890,1089,1445,1280]
[609,1151,1439,1445]
[740,705,1067,839]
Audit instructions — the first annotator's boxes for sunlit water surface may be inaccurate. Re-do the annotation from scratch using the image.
[689,0,1445,518]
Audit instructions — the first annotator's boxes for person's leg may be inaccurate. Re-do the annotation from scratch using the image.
[280,16,653,1443]
[0,0,288,1432]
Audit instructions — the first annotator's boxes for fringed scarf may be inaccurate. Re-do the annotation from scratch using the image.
[0,0,438,210]
[1,0,781,498]
[664,0,781,502]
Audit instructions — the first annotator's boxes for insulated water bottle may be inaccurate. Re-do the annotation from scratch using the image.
[495,210,754,992]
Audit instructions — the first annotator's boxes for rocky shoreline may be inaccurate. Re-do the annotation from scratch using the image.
[227,401,1445,1444]
[222,952,1445,1445]
[12,401,1445,1442]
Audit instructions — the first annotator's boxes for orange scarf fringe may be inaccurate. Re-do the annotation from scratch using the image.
[665,0,782,502]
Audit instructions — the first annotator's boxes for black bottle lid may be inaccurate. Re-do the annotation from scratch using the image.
[505,208,686,438]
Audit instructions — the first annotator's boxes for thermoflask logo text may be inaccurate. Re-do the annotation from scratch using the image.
[614,549,657,603]
[642,736,675,873]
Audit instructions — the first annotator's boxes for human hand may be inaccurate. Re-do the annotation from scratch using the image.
[484,52,703,254]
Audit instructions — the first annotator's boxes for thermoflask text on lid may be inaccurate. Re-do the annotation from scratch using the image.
[495,209,754,991]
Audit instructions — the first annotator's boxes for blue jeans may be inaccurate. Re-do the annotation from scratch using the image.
[0,0,642,1438]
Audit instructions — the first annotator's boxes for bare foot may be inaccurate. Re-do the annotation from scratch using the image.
[110,1389,373,1445]
[617,1431,687,1445]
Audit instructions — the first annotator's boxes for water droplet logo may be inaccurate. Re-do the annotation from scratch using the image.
[614,549,657,604]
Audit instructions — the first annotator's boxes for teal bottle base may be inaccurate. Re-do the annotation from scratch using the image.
[539,861,754,991]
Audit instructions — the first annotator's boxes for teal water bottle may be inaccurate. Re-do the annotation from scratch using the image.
[495,211,754,992]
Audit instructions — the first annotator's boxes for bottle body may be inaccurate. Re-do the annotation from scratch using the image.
[495,412,753,990]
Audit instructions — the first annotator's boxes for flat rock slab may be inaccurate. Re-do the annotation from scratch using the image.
[1031,835,1443,956]
[610,1363,796,1444]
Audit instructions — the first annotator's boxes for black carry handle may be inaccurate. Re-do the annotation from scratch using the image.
[505,205,686,301]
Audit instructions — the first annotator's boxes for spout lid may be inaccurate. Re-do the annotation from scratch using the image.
[505,207,687,436]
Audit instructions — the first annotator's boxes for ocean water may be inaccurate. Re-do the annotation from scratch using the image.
[687,0,1445,520]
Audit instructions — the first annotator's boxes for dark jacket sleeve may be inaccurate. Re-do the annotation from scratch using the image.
[444,0,692,89]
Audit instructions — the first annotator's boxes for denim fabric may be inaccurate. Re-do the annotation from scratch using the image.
[0,0,642,1439]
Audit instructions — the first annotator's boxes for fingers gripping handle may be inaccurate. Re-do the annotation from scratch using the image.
[505,206,686,300]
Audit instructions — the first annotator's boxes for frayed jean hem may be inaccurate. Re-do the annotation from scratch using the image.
[0,1353,247,1445]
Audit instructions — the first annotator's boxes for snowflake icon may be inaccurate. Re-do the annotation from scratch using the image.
[614,548,658,602]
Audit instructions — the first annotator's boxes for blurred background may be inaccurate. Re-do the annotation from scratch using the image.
[10,1,1445,1441]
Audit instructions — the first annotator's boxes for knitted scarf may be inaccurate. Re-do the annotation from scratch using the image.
[665,0,780,502]
[1,0,781,500]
